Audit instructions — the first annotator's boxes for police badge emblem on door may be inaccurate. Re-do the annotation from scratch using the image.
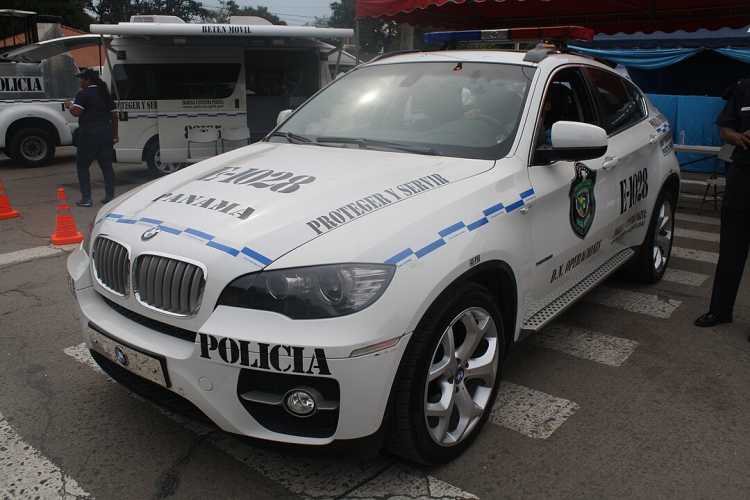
[569,162,597,239]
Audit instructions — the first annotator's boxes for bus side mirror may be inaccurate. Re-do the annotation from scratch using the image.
[277,109,293,126]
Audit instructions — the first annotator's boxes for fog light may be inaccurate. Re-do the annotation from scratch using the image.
[284,389,317,417]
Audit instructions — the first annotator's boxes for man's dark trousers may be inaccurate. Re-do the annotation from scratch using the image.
[76,126,115,201]
[709,164,750,319]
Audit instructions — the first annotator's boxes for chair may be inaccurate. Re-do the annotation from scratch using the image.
[187,127,220,162]
[699,144,732,213]
[221,126,251,153]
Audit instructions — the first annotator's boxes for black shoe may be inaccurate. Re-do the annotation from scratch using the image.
[694,312,731,328]
[76,199,93,207]
[101,196,114,204]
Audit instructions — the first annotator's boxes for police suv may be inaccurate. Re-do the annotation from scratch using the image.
[67,27,679,464]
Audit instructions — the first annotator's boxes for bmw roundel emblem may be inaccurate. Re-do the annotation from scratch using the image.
[141,226,160,241]
[114,346,128,366]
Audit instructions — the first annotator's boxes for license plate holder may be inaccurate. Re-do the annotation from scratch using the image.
[88,322,171,388]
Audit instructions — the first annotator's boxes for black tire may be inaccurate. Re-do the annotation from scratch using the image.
[7,127,55,166]
[386,282,506,464]
[622,188,677,284]
[144,136,185,177]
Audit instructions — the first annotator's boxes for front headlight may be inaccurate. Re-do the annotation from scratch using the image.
[216,263,395,319]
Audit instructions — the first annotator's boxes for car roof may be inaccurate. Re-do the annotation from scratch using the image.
[365,49,614,73]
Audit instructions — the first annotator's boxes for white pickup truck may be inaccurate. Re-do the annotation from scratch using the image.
[0,36,84,166]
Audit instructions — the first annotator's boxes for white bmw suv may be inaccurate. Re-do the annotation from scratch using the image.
[67,29,679,464]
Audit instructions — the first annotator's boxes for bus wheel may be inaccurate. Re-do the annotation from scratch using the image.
[8,128,55,167]
[144,137,185,177]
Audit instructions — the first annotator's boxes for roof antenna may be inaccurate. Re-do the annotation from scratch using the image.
[453,62,463,71]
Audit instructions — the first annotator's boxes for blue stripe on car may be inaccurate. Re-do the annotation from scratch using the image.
[241,247,272,266]
[184,228,215,241]
[383,189,534,266]
[207,241,240,256]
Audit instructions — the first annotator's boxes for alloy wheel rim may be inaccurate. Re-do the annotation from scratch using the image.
[652,199,674,273]
[20,136,46,161]
[424,306,499,447]
[154,150,181,174]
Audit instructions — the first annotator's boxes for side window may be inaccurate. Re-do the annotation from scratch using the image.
[584,68,646,135]
[536,67,597,147]
[111,64,240,100]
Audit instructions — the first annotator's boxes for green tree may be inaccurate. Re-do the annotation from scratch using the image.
[328,0,399,58]
[210,2,287,25]
[3,0,93,31]
[86,0,210,24]
[328,0,354,28]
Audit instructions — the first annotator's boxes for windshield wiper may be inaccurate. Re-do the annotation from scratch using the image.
[268,131,314,144]
[316,136,438,156]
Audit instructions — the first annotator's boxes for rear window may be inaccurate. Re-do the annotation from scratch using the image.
[112,63,240,100]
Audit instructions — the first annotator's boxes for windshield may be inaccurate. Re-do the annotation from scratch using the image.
[272,61,535,160]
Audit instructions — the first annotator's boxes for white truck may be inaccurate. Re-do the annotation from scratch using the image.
[0,10,82,166]
[6,15,354,175]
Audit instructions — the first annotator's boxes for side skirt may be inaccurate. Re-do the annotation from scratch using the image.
[520,248,636,336]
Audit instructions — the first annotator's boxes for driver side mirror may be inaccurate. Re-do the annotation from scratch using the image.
[276,109,293,126]
[534,121,608,165]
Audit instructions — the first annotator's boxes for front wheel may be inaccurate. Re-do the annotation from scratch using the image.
[623,189,676,283]
[386,283,505,464]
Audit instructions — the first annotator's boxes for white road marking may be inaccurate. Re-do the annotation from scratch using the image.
[491,382,579,439]
[0,411,90,499]
[585,287,682,319]
[64,344,476,500]
[676,213,720,226]
[0,246,63,268]
[672,246,719,264]
[675,227,719,243]
[663,268,710,287]
[531,325,639,367]
[341,464,477,499]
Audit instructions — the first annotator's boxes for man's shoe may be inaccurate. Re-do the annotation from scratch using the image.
[101,196,114,204]
[694,312,731,327]
[76,200,93,208]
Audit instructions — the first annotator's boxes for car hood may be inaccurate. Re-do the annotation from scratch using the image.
[100,142,494,267]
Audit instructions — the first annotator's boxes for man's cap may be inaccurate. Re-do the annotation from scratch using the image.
[75,68,99,79]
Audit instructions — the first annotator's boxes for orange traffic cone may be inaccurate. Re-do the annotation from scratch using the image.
[0,180,20,220]
[51,187,83,246]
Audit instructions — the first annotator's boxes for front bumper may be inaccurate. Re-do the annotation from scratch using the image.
[67,246,409,444]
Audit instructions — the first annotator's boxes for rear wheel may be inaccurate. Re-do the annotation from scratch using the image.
[623,189,676,283]
[387,283,504,464]
[8,127,55,166]
[144,137,185,177]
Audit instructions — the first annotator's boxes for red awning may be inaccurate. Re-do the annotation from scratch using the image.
[356,0,750,34]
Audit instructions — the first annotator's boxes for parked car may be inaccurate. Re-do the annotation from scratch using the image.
[67,27,679,464]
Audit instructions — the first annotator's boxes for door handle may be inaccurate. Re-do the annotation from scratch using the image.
[649,134,658,144]
[602,156,619,171]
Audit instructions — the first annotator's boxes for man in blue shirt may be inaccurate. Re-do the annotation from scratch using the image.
[64,68,118,207]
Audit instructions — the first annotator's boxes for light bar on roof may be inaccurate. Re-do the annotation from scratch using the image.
[424,26,595,45]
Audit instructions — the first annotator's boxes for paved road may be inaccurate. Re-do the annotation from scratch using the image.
[1,154,750,499]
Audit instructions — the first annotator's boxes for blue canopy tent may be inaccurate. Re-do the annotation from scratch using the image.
[571,26,750,173]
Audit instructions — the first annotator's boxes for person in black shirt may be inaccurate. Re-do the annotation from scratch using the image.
[64,68,118,207]
[695,79,750,328]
